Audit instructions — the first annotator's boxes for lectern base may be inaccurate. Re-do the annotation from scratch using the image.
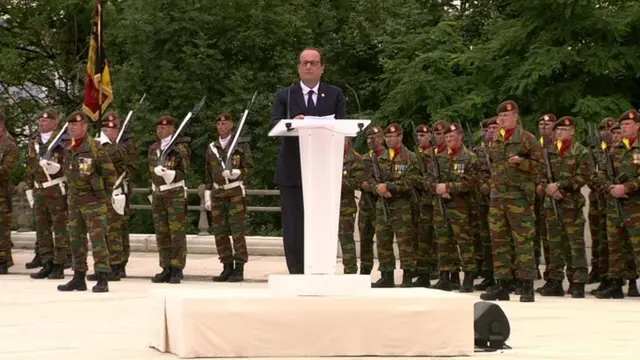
[268,274,371,296]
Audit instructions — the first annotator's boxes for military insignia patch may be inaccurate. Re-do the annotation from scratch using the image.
[373,128,379,134]
[78,157,93,175]
[232,154,240,167]
[506,103,513,111]
[450,125,455,131]
[630,112,636,120]
[544,115,549,121]
[565,118,570,125]
[389,126,395,133]
[42,113,48,118]
[633,153,640,165]
[76,114,82,121]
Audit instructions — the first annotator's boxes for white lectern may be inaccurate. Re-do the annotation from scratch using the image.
[268,117,372,296]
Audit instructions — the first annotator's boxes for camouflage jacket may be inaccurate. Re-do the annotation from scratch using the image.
[414,146,434,206]
[64,138,117,205]
[367,145,420,207]
[353,149,383,212]
[429,145,481,207]
[541,140,591,209]
[204,134,253,198]
[487,126,543,200]
[148,138,191,196]
[0,135,19,194]
[26,130,66,190]
[472,143,491,205]
[340,148,360,216]
[596,139,640,205]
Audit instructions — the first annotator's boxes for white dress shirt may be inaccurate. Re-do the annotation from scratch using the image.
[300,81,319,107]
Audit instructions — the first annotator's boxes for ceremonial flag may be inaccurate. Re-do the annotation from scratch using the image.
[82,0,113,121]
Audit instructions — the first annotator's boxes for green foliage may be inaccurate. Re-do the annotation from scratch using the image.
[3,0,640,234]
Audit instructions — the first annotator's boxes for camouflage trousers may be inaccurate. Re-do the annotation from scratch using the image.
[489,196,537,280]
[474,202,492,271]
[106,201,125,265]
[357,200,376,271]
[414,202,436,274]
[0,195,13,266]
[339,213,357,274]
[68,200,110,273]
[375,199,416,272]
[546,206,588,283]
[435,200,476,273]
[152,191,187,270]
[210,193,248,264]
[33,187,69,265]
[589,200,608,272]
[606,202,639,280]
[433,199,461,272]
[534,195,549,271]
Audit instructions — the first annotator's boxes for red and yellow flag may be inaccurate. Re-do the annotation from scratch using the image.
[82,0,113,121]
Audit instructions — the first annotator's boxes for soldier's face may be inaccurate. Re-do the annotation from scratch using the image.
[498,110,518,129]
[103,127,119,142]
[434,130,445,145]
[367,134,384,150]
[539,120,554,137]
[612,129,622,143]
[487,124,500,141]
[384,133,402,149]
[620,120,639,138]
[68,121,87,139]
[417,132,431,147]
[555,126,573,141]
[39,116,58,133]
[445,131,463,149]
[157,125,174,140]
[216,119,233,138]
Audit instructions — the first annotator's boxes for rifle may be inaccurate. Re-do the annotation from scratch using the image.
[595,124,627,225]
[116,93,147,144]
[224,91,257,169]
[40,122,69,161]
[158,96,206,166]
[429,134,448,225]
[369,144,390,222]
[539,135,565,230]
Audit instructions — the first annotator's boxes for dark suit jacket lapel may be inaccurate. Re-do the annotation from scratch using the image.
[315,82,324,116]
[292,82,306,117]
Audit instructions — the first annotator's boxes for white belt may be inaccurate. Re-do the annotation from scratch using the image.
[153,180,186,192]
[34,177,67,194]
[123,179,129,194]
[213,180,243,190]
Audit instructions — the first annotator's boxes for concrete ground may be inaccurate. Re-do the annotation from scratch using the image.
[1,249,639,360]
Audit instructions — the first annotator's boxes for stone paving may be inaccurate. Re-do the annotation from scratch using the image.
[1,249,639,360]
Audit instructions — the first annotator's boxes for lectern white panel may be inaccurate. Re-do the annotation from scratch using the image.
[269,118,370,277]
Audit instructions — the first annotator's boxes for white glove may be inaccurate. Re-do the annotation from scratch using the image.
[39,159,61,175]
[148,194,153,204]
[25,189,34,208]
[112,193,126,215]
[153,166,165,176]
[204,190,212,211]
[162,169,176,183]
[229,169,241,180]
[222,170,231,179]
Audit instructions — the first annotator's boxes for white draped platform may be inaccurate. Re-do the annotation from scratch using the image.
[149,287,475,358]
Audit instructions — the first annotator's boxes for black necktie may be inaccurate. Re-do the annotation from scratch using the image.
[306,90,315,115]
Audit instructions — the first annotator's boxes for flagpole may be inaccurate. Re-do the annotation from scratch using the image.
[97,0,103,130]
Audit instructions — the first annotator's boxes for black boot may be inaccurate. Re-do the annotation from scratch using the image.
[595,278,624,299]
[432,271,452,291]
[479,279,510,301]
[450,271,461,290]
[57,271,87,291]
[30,261,53,279]
[360,266,372,275]
[227,262,244,282]
[411,273,431,288]
[459,272,474,293]
[519,280,535,302]
[92,271,109,293]
[87,272,98,281]
[571,282,585,298]
[151,267,171,283]
[26,254,42,269]
[590,279,608,296]
[0,262,8,275]
[47,263,65,279]
[588,265,601,284]
[536,280,551,293]
[473,271,495,291]
[119,263,128,278]
[565,280,574,295]
[627,279,639,297]
[169,267,182,284]
[400,270,414,287]
[107,265,121,282]
[540,279,565,296]
[212,263,234,282]
[372,271,394,288]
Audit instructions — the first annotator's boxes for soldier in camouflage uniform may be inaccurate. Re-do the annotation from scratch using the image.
[535,114,556,283]
[429,123,483,292]
[205,113,253,282]
[473,117,499,291]
[0,113,20,275]
[479,100,543,303]
[411,124,436,286]
[57,111,117,293]
[369,123,420,287]
[86,114,130,281]
[355,126,385,275]
[27,109,69,280]
[595,110,640,299]
[539,116,590,298]
[337,138,360,274]
[149,115,191,284]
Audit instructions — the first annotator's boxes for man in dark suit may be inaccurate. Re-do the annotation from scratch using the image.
[270,47,347,274]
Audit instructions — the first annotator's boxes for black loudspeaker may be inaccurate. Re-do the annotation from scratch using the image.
[474,301,511,351]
